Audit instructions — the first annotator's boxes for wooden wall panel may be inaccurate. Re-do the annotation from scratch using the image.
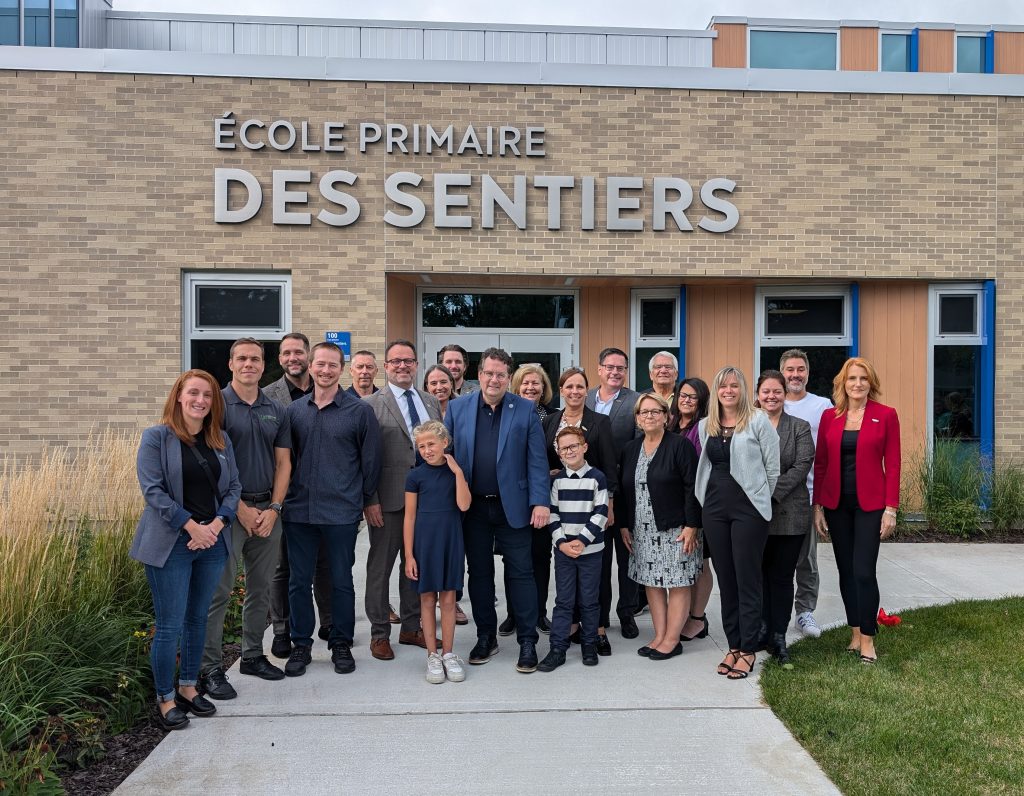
[841,27,879,71]
[857,282,928,473]
[685,284,756,385]
[918,29,954,72]
[579,286,631,381]
[712,23,747,68]
[385,275,415,347]
[995,31,1024,74]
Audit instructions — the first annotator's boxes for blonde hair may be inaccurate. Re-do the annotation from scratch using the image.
[412,420,450,446]
[633,392,671,428]
[511,363,553,405]
[832,357,882,416]
[706,366,756,436]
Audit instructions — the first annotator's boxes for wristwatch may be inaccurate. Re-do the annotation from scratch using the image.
[216,515,230,526]
[269,502,283,515]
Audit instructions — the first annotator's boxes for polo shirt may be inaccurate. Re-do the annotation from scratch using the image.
[472,392,503,496]
[221,384,290,494]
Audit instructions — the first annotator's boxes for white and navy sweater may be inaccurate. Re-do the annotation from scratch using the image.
[547,462,609,555]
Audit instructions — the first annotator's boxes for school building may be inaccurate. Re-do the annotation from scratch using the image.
[2,4,1022,465]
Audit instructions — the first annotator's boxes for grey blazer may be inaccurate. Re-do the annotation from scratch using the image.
[263,375,296,406]
[695,410,781,521]
[129,424,242,567]
[365,386,442,512]
[769,413,814,536]
[585,386,641,455]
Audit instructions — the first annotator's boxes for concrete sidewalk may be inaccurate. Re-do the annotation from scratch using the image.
[117,542,1024,795]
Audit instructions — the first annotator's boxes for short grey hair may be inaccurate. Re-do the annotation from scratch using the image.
[648,351,679,373]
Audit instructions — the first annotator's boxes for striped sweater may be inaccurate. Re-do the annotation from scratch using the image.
[547,462,609,555]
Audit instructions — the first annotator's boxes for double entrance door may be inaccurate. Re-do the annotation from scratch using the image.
[421,331,575,405]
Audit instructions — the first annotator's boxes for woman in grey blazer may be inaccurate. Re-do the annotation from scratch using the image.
[695,366,780,680]
[754,370,814,664]
[130,370,241,731]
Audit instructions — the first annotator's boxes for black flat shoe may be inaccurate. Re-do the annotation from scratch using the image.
[271,633,292,659]
[174,691,216,717]
[498,616,516,636]
[156,706,190,731]
[619,614,639,639]
[648,643,683,661]
[537,616,552,634]
[680,614,709,642]
[637,645,652,657]
[595,634,612,656]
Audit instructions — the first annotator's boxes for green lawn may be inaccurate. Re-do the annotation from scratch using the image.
[760,598,1024,796]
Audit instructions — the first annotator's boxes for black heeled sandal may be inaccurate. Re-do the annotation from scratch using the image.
[680,614,709,642]
[717,649,739,676]
[727,652,756,680]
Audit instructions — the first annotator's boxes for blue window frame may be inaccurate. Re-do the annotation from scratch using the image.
[956,35,986,73]
[54,0,77,47]
[749,30,837,70]
[24,0,50,47]
[881,34,911,72]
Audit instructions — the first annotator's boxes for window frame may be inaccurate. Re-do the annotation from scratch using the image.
[755,285,852,349]
[747,26,840,71]
[879,30,913,72]
[954,31,988,74]
[182,271,292,369]
[630,288,680,389]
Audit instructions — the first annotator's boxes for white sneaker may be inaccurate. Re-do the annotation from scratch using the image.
[796,611,822,638]
[425,652,445,684]
[442,652,466,682]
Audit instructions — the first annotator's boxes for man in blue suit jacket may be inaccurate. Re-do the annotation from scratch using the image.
[444,347,550,673]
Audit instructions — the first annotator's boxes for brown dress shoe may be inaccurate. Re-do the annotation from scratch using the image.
[398,630,442,649]
[388,604,401,624]
[370,638,395,660]
[455,603,469,626]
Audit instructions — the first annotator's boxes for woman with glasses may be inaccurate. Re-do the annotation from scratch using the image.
[695,366,780,680]
[537,368,619,653]
[618,393,702,661]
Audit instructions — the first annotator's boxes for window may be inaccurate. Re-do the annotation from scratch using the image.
[756,286,851,398]
[929,285,986,447]
[956,35,986,73]
[881,34,911,72]
[631,289,679,392]
[54,0,77,47]
[24,0,49,47]
[749,30,837,71]
[184,272,292,388]
[0,0,18,46]
[421,292,574,329]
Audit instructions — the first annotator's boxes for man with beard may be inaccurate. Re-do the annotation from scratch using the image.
[440,344,480,396]
[265,333,333,659]
[780,348,833,640]
[348,350,380,398]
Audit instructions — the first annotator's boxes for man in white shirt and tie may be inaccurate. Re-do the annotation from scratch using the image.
[363,340,443,659]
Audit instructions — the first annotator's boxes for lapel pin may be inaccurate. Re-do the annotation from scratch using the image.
[871,418,880,423]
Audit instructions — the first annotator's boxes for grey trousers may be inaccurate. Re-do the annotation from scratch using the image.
[793,520,819,615]
[271,529,332,635]
[201,509,282,673]
[364,509,420,639]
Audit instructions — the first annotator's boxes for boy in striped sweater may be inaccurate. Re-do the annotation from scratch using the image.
[537,426,609,672]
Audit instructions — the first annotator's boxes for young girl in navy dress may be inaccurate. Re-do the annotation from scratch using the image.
[404,420,472,684]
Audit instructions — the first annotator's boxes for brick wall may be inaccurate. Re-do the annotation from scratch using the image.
[0,71,1014,457]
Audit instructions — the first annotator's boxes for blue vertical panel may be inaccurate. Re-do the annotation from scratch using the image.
[980,280,995,461]
[909,28,920,72]
[985,30,995,73]
[677,285,686,377]
[848,282,859,357]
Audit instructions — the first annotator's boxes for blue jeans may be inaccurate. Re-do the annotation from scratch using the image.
[284,522,359,648]
[463,497,538,644]
[551,548,602,650]
[144,532,228,703]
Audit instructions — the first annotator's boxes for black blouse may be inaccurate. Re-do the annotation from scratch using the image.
[180,435,222,523]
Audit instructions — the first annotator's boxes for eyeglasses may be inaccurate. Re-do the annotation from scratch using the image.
[600,364,627,372]
[479,370,509,382]
[557,443,583,454]
[385,358,417,366]
[637,408,666,417]
[678,393,699,403]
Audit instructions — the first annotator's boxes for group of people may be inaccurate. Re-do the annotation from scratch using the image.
[130,335,900,730]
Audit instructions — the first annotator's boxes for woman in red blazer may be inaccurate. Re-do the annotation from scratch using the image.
[812,357,900,665]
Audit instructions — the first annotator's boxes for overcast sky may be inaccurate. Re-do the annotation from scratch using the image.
[114,0,1024,29]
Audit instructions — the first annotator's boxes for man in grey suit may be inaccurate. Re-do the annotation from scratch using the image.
[585,347,642,639]
[264,332,333,659]
[363,339,443,660]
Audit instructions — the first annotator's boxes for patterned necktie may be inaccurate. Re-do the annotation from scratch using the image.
[404,390,424,465]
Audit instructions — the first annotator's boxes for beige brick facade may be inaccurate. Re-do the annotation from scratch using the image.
[0,70,1014,458]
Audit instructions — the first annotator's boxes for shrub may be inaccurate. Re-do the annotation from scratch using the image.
[917,439,984,537]
[0,431,150,789]
[986,458,1024,533]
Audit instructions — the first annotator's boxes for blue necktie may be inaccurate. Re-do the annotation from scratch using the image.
[405,390,424,465]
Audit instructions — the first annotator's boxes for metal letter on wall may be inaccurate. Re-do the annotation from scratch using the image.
[214,168,262,223]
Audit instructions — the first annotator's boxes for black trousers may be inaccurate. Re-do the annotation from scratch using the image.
[761,534,804,636]
[504,527,554,622]
[826,494,883,636]
[704,475,769,652]
[602,525,640,626]
[551,549,602,650]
